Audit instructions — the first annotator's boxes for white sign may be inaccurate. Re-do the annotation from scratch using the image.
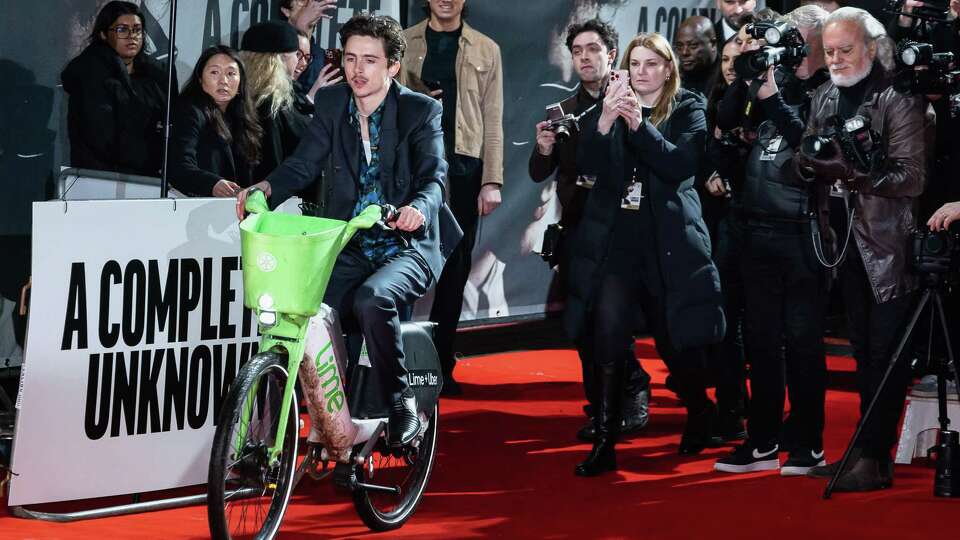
[9,198,258,506]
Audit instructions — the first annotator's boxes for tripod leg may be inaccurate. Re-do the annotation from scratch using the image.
[824,289,931,499]
[932,293,960,404]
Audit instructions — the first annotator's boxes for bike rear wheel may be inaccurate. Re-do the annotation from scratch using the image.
[207,351,299,540]
[352,403,439,531]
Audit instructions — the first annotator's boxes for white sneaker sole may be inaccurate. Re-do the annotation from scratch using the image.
[781,460,827,476]
[714,458,780,473]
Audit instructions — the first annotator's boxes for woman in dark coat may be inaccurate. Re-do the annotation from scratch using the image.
[61,1,170,176]
[238,21,312,182]
[567,32,725,477]
[169,46,262,197]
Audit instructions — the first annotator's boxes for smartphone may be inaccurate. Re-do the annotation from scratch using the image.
[608,69,629,90]
[324,48,343,67]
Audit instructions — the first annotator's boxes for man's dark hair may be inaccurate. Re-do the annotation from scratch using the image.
[420,1,470,19]
[90,1,145,44]
[565,19,620,65]
[339,13,407,64]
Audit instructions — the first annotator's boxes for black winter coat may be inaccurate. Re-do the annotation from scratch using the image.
[168,97,254,196]
[61,41,170,176]
[253,95,311,181]
[564,89,726,350]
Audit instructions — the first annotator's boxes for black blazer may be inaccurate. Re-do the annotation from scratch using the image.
[267,81,457,280]
[169,97,253,196]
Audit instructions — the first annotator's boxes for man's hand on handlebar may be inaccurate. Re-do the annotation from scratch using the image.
[235,181,272,220]
[390,206,425,232]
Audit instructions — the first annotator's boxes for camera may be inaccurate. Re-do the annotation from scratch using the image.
[800,115,883,174]
[894,41,960,95]
[885,0,953,23]
[537,223,564,267]
[734,22,809,79]
[543,102,581,143]
[912,227,960,275]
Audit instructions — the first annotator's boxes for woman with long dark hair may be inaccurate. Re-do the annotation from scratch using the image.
[566,32,724,476]
[61,0,170,176]
[169,45,263,197]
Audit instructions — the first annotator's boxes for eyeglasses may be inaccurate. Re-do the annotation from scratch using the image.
[109,25,144,39]
[297,50,313,64]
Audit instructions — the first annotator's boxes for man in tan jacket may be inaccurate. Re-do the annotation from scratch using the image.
[400,0,504,395]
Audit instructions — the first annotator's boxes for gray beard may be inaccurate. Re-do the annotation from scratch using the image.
[830,62,872,87]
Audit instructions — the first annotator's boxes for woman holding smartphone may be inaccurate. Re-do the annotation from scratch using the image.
[565,32,724,477]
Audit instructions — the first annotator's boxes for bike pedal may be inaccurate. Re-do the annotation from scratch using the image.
[332,461,358,492]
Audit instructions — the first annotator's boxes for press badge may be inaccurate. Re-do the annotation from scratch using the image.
[829,180,849,199]
[621,181,644,210]
[576,174,596,188]
[759,136,783,161]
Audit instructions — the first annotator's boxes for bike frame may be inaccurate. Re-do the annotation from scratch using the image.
[236,312,309,467]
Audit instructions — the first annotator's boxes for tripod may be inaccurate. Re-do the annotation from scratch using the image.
[825,272,960,498]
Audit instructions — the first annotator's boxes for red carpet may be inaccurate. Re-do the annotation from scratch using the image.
[1,338,954,539]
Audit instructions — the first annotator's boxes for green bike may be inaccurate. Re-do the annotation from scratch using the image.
[206,191,442,538]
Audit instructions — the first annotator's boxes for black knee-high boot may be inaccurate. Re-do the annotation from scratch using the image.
[575,363,622,476]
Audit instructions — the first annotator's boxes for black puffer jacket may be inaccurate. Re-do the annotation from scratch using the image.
[564,89,725,350]
[62,41,171,176]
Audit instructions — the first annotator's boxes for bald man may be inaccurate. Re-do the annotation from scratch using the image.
[674,15,718,96]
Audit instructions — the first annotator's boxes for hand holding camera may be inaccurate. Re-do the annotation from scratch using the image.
[535,120,558,155]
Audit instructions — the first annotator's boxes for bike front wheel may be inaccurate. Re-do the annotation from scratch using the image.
[353,403,439,531]
[207,351,299,540]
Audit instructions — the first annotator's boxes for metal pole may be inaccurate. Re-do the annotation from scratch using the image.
[160,0,179,199]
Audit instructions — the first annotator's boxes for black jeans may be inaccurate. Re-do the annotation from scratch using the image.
[590,239,710,414]
[429,162,483,375]
[710,213,748,417]
[741,219,828,451]
[324,245,431,401]
[840,248,916,460]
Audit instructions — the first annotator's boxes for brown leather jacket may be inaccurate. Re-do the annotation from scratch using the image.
[805,65,934,303]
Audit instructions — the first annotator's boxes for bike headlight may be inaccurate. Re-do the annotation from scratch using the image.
[258,310,277,327]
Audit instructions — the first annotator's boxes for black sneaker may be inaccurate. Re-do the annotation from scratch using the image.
[714,442,780,473]
[781,448,826,476]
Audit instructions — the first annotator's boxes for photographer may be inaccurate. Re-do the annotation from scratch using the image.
[529,20,651,444]
[796,7,934,491]
[711,6,833,476]
[566,32,724,476]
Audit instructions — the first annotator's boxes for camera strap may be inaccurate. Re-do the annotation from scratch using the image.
[810,195,857,269]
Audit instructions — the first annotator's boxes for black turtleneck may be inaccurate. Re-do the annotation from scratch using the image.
[837,67,874,120]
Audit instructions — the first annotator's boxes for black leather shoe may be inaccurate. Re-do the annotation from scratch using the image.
[832,457,892,492]
[388,394,422,445]
[679,402,717,455]
[807,450,893,488]
[577,389,650,442]
[708,411,747,446]
[575,435,617,476]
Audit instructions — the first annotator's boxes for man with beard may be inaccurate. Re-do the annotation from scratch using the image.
[529,19,652,445]
[796,7,933,491]
[715,0,757,42]
[674,16,718,97]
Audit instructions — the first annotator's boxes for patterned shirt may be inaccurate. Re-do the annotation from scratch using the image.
[348,95,402,265]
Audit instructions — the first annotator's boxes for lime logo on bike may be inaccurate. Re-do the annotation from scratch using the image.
[256,252,278,273]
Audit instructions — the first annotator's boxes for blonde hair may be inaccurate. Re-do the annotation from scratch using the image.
[619,32,680,128]
[239,50,294,119]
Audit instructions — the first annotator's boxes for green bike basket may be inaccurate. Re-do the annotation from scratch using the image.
[240,193,381,316]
